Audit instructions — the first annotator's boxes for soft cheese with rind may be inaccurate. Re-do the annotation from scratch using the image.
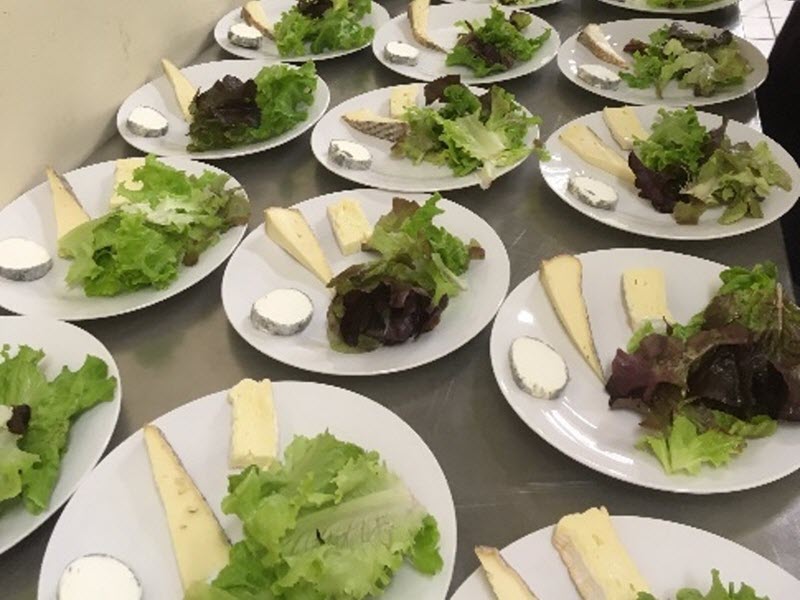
[46,167,90,254]
[251,288,314,335]
[265,207,333,284]
[109,158,145,209]
[577,24,627,68]
[475,546,540,600]
[0,238,53,282]
[602,107,649,151]
[160,59,197,122]
[57,554,142,600]
[327,197,373,255]
[553,507,650,600]
[329,140,373,170]
[228,378,279,468]
[126,106,169,138]
[509,337,569,399]
[228,22,263,49]
[384,40,420,65]
[408,0,446,52]
[577,64,621,90]
[568,175,618,210]
[622,268,673,331]
[241,0,274,39]
[342,108,409,142]
[559,124,635,184]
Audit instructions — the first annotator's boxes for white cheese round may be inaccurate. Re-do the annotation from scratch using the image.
[251,288,314,336]
[126,106,169,138]
[229,22,263,49]
[57,554,142,600]
[384,41,420,66]
[509,337,569,399]
[568,175,618,210]
[329,139,373,170]
[577,64,621,90]
[0,237,53,282]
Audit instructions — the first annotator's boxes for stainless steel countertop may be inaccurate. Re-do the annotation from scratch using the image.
[5,1,799,597]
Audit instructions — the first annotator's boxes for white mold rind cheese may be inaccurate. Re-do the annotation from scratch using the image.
[228,22,263,49]
[384,41,420,65]
[329,140,373,170]
[568,176,618,210]
[510,337,569,399]
[126,106,169,138]
[0,238,53,282]
[251,288,314,335]
[577,64,621,90]
[57,554,142,600]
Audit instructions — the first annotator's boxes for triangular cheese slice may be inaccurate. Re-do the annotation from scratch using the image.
[161,59,197,122]
[265,207,332,284]
[539,255,603,380]
[46,167,90,254]
[228,378,279,469]
[143,425,230,590]
[241,1,274,39]
[476,546,540,599]
[407,0,446,52]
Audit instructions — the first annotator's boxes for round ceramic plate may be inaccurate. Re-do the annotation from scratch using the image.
[0,157,249,320]
[215,0,390,61]
[117,59,330,159]
[452,516,800,599]
[311,83,538,192]
[558,19,767,106]
[38,382,457,599]
[541,106,800,240]
[223,188,510,375]
[372,4,560,84]
[440,0,562,9]
[0,316,121,555]
[490,248,800,494]
[595,0,738,14]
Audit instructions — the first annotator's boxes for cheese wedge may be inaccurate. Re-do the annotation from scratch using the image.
[143,425,230,591]
[265,207,333,284]
[390,84,420,119]
[46,167,90,254]
[559,124,635,184]
[228,378,278,469]
[241,0,274,39]
[342,108,409,142]
[327,197,373,255]
[408,0,446,52]
[475,546,540,600]
[577,24,627,69]
[602,107,649,151]
[553,507,650,600]
[109,157,145,209]
[161,59,197,122]
[540,255,603,381]
[622,268,672,331]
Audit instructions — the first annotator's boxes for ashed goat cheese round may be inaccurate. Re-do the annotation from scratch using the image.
[509,336,569,399]
[384,41,420,66]
[577,64,621,90]
[229,22,263,49]
[568,175,618,210]
[0,238,53,282]
[57,554,142,600]
[126,106,169,138]
[329,139,373,170]
[251,288,314,336]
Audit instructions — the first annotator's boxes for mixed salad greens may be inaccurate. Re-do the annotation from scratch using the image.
[186,432,442,600]
[446,7,551,77]
[188,62,318,151]
[620,23,752,98]
[637,570,767,600]
[327,193,484,353]
[0,345,116,514]
[393,76,543,186]
[645,0,724,9]
[629,106,792,225]
[606,262,799,475]
[274,0,374,57]
[59,155,250,297]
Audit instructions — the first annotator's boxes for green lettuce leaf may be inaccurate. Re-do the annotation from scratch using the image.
[0,414,38,504]
[634,106,709,175]
[637,569,769,599]
[274,0,373,57]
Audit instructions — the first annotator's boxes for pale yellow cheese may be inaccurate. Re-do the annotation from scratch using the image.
[602,107,649,151]
[553,507,650,600]
[343,108,404,125]
[265,207,332,284]
[228,378,278,469]
[540,255,603,381]
[559,124,635,184]
[390,84,420,119]
[241,1,274,38]
[161,58,197,122]
[109,157,145,209]
[143,425,230,591]
[327,198,373,255]
[476,546,539,600]
[46,167,90,254]
[407,0,446,52]
[622,268,673,331]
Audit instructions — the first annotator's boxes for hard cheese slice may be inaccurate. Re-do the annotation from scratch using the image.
[553,507,650,600]
[161,58,197,122]
[342,109,409,142]
[241,0,274,39]
[265,207,333,284]
[408,0,446,52]
[559,124,635,184]
[539,255,603,381]
[143,425,230,591]
[109,157,145,209]
[46,167,90,254]
[622,268,672,331]
[476,546,540,600]
[327,197,373,255]
[602,107,648,151]
[228,378,278,469]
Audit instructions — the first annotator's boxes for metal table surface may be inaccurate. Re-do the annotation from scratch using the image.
[4,1,799,597]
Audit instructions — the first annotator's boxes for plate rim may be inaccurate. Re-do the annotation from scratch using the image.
[594,0,739,14]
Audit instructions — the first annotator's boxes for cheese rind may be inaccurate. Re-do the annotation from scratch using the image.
[160,59,197,122]
[328,140,372,170]
[475,546,540,600]
[342,109,409,142]
[327,198,373,255]
[265,207,333,284]
[568,175,618,210]
[228,378,279,468]
[390,84,420,118]
[241,0,274,39]
[384,41,420,65]
[46,167,90,254]
[553,507,650,600]
[559,124,635,184]
[228,22,263,49]
[603,107,649,151]
[408,0,446,52]
[622,268,673,331]
[142,425,230,591]
[577,64,621,90]
[540,255,604,381]
[577,24,627,68]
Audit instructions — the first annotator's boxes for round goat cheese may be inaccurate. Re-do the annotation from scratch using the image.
[568,175,618,210]
[329,139,373,170]
[58,554,142,600]
[0,238,53,282]
[509,337,569,399]
[577,64,621,90]
[384,41,420,66]
[229,22,263,49]
[126,106,169,138]
[251,288,314,336]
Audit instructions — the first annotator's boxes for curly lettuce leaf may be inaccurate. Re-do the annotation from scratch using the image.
[634,107,710,175]
[274,0,373,57]
[0,413,38,504]
[637,569,769,599]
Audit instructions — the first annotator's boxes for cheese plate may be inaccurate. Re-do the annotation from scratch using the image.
[490,248,800,494]
[541,105,800,240]
[37,381,457,599]
[0,316,121,555]
[222,188,510,375]
[372,3,560,84]
[595,0,738,14]
[215,0,390,61]
[117,59,330,159]
[558,19,766,106]
[0,157,249,320]
[452,515,800,599]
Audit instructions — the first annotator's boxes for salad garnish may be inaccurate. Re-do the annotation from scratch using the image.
[274,0,374,57]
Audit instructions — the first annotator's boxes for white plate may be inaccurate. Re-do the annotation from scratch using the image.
[542,106,800,240]
[0,157,249,321]
[558,19,767,106]
[311,84,538,192]
[372,4,560,84]
[223,188,510,375]
[215,0,390,61]
[452,515,800,599]
[440,0,563,9]
[117,59,330,159]
[490,248,800,494]
[0,316,121,555]
[596,0,738,14]
[38,382,457,599]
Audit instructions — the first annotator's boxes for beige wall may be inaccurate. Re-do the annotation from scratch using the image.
[0,0,237,205]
